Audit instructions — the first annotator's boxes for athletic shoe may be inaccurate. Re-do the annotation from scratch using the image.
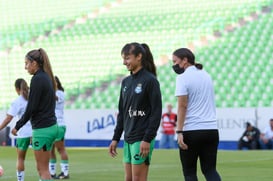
[51,174,57,179]
[56,172,69,179]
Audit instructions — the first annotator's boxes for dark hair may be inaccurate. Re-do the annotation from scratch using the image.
[246,122,251,128]
[173,48,203,69]
[55,76,64,91]
[15,78,29,100]
[25,48,57,91]
[121,42,157,76]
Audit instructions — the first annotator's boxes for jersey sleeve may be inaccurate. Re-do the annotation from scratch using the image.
[112,83,124,142]
[175,75,188,96]
[56,90,65,103]
[7,99,19,117]
[143,78,162,143]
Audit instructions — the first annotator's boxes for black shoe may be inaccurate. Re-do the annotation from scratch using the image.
[56,172,69,179]
[51,174,57,179]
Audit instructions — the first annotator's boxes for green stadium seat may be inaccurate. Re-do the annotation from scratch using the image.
[1,0,273,109]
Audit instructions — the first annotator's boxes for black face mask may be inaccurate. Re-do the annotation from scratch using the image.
[172,64,184,74]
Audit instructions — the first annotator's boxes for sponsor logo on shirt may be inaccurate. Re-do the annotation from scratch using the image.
[128,106,146,118]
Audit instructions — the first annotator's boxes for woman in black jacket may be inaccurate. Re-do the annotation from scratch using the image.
[109,42,162,181]
[12,48,58,181]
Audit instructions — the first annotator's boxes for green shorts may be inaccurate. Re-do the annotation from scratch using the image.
[32,124,58,151]
[16,137,31,151]
[55,126,66,142]
[123,139,155,165]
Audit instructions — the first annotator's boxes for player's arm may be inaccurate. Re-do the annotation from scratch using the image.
[109,88,124,157]
[140,79,162,158]
[112,87,124,142]
[177,95,188,150]
[108,140,118,157]
[0,114,13,130]
[177,95,187,131]
[143,79,162,143]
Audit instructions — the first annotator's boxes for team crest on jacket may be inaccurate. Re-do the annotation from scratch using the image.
[135,84,142,94]
[123,86,127,92]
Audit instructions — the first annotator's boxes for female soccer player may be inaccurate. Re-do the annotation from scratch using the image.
[49,76,70,179]
[0,78,31,181]
[12,48,58,181]
[109,42,162,181]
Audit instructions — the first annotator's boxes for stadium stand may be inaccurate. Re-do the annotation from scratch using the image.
[0,0,272,110]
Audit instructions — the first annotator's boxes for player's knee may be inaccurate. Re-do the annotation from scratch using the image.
[125,175,132,181]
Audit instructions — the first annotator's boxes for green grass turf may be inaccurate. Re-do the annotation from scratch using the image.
[0,147,273,180]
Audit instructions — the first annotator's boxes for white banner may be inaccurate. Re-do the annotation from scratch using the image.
[65,109,118,139]
[0,108,272,142]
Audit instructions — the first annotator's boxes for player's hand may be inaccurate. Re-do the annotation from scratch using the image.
[140,141,150,158]
[108,140,118,157]
[11,128,18,136]
[177,134,188,150]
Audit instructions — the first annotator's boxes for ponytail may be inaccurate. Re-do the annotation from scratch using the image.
[15,78,29,100]
[121,42,157,76]
[39,48,57,91]
[26,48,57,91]
[140,43,157,76]
[195,63,203,70]
[55,76,64,91]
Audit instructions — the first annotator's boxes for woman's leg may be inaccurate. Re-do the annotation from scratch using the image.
[49,145,57,177]
[159,134,168,149]
[16,137,31,181]
[17,149,27,181]
[168,134,176,149]
[55,140,68,161]
[34,149,52,180]
[199,130,221,181]
[131,163,149,181]
[124,163,132,181]
[55,140,69,178]
[17,149,27,170]
[179,131,199,181]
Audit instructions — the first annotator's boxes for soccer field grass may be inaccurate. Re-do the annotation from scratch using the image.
[0,147,273,180]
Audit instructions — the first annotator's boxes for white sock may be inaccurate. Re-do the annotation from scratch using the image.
[49,161,56,175]
[61,162,69,176]
[17,170,24,181]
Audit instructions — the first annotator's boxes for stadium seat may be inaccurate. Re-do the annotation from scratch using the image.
[1,0,272,109]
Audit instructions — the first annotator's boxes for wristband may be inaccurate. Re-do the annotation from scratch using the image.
[176,130,183,134]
